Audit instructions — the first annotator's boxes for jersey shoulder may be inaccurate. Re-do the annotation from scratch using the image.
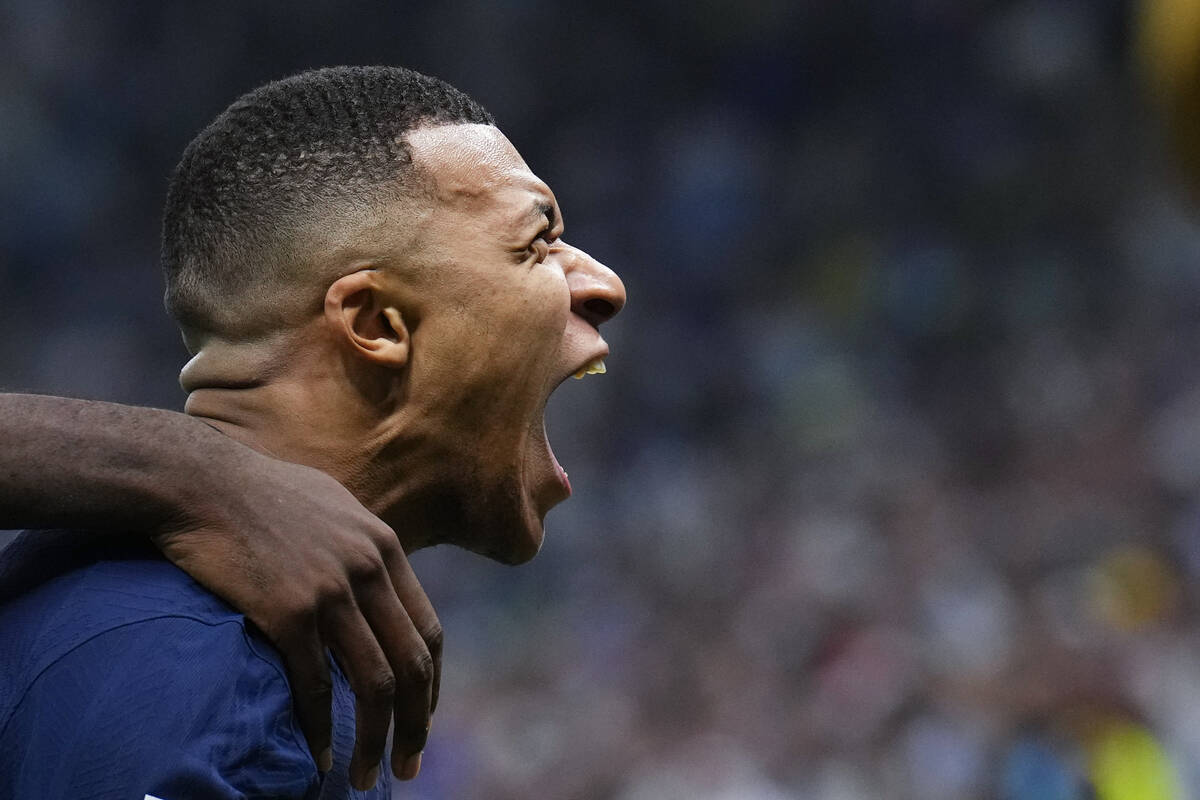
[0,529,245,710]
[0,529,389,800]
[0,530,318,799]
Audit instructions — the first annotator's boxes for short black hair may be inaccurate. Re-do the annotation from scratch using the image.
[162,65,495,343]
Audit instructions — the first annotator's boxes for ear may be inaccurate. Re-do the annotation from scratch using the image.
[324,270,410,368]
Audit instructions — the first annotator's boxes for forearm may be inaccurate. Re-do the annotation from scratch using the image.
[0,393,237,533]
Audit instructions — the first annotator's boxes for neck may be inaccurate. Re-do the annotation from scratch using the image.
[180,332,451,553]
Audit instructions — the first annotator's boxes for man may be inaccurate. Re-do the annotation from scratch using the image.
[0,65,625,799]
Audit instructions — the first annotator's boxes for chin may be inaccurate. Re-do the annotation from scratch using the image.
[453,519,543,565]
[481,527,544,565]
[470,497,548,565]
[434,476,549,564]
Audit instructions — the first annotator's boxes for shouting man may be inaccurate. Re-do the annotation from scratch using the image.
[0,65,624,799]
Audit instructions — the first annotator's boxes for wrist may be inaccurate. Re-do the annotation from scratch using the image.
[148,418,261,542]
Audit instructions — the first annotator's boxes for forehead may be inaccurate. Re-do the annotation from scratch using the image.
[406,123,554,217]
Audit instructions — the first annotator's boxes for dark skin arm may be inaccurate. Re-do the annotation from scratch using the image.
[0,393,436,788]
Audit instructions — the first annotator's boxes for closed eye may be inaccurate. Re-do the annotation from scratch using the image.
[529,223,560,262]
[517,200,563,263]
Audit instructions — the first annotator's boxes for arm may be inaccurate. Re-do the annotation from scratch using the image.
[0,393,434,789]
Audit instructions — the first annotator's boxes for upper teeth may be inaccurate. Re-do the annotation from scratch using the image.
[572,358,607,379]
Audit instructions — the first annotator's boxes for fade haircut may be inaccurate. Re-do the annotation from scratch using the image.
[162,65,495,344]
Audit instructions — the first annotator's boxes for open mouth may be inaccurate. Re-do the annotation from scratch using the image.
[543,354,609,500]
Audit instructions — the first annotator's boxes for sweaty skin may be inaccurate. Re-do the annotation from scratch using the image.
[0,392,442,781]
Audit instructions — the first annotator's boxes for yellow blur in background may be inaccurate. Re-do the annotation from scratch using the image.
[1140,0,1200,193]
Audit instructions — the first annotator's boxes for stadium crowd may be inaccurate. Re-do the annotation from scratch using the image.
[3,1,1198,797]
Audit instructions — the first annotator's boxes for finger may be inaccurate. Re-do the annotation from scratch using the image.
[332,578,436,788]
[380,544,443,714]
[328,608,398,791]
[277,629,334,773]
[355,565,434,780]
[386,634,434,782]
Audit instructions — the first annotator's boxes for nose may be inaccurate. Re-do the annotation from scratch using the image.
[557,242,626,328]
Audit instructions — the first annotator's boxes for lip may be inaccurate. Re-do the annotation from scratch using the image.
[532,421,572,513]
[558,343,610,388]
[550,438,571,496]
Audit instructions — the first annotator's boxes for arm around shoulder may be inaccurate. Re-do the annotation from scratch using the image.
[0,393,441,788]
[0,393,254,533]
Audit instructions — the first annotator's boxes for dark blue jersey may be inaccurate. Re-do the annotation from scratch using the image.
[0,530,389,800]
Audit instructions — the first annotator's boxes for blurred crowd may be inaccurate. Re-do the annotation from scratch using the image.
[5,0,1200,797]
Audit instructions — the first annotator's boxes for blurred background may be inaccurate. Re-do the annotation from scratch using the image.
[7,0,1200,797]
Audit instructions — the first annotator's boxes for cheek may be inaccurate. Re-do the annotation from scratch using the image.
[443,282,568,396]
[425,270,570,391]
[496,276,570,354]
[536,276,573,339]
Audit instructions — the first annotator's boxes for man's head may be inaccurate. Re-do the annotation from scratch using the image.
[163,66,495,344]
[164,67,625,564]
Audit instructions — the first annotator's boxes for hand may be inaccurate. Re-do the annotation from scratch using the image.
[150,451,438,790]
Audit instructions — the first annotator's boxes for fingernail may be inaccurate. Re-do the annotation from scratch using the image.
[317,748,332,772]
[363,765,380,788]
[401,752,422,780]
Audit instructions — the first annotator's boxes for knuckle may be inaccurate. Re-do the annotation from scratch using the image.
[397,651,435,686]
[346,549,388,584]
[311,577,353,609]
[362,671,397,704]
[370,525,401,555]
[419,623,444,655]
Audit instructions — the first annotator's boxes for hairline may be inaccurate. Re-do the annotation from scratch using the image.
[163,66,497,344]
[177,122,481,349]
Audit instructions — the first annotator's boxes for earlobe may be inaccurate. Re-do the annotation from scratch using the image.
[325,272,411,369]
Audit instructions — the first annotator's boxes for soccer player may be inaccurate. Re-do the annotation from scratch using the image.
[0,65,625,799]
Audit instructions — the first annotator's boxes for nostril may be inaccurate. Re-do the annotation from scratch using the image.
[582,298,617,321]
